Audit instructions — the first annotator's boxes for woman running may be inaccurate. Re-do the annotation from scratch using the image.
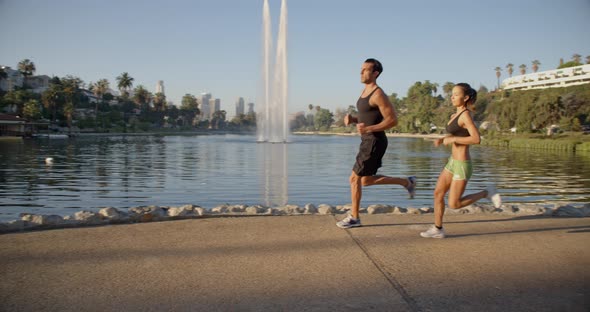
[420,83,501,238]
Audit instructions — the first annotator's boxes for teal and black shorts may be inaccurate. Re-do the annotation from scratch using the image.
[444,157,473,181]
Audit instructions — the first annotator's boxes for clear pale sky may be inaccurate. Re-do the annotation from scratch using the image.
[1,0,589,117]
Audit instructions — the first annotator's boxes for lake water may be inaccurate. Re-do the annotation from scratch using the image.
[0,134,589,222]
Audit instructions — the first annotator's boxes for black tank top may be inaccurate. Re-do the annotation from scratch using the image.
[357,87,385,137]
[446,109,470,137]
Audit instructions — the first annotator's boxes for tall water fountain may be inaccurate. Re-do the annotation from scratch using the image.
[257,0,289,143]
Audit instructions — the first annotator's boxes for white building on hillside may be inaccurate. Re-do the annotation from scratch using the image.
[0,66,24,91]
[501,64,590,91]
[0,66,49,93]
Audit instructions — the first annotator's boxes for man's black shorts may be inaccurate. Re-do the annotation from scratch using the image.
[352,134,388,176]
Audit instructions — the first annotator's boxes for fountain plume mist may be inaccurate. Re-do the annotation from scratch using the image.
[257,0,289,143]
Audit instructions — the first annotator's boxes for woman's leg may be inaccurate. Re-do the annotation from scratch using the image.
[447,180,487,210]
[433,170,453,227]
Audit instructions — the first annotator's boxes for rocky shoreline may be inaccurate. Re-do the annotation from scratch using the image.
[1,202,589,234]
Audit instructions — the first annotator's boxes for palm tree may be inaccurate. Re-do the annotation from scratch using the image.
[572,54,582,64]
[211,110,227,129]
[93,79,109,119]
[442,82,454,99]
[519,64,527,75]
[23,99,42,120]
[133,85,151,111]
[116,72,134,99]
[42,83,63,123]
[494,67,502,89]
[586,55,590,64]
[153,92,167,112]
[531,60,541,73]
[17,59,36,88]
[61,76,83,135]
[506,63,514,77]
[308,104,313,112]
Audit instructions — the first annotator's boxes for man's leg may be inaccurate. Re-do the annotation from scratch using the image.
[350,171,362,219]
[360,175,409,187]
[336,171,364,228]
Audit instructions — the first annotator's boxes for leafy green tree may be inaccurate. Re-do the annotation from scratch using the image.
[314,108,334,131]
[333,107,347,127]
[133,85,151,111]
[180,94,199,111]
[532,92,561,128]
[61,76,83,133]
[153,92,167,112]
[92,79,110,117]
[41,83,64,122]
[472,85,491,122]
[180,94,199,125]
[229,112,256,130]
[289,112,307,130]
[561,91,588,123]
[3,89,36,116]
[306,113,315,129]
[165,105,179,126]
[442,82,454,100]
[403,81,442,133]
[211,110,227,129]
[346,105,357,115]
[245,112,256,127]
[484,84,590,132]
[23,99,41,120]
[389,92,404,113]
[558,61,582,69]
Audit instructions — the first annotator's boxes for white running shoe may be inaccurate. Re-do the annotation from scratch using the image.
[336,215,362,229]
[486,185,502,208]
[420,225,446,238]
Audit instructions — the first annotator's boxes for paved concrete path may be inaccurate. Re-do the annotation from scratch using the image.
[1,214,588,311]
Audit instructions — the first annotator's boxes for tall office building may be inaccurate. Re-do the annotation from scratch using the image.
[209,98,221,119]
[155,80,165,95]
[200,92,212,120]
[235,97,245,115]
[214,98,221,113]
[247,102,255,114]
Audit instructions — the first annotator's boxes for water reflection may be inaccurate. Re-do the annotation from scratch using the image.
[0,135,588,222]
[258,142,288,207]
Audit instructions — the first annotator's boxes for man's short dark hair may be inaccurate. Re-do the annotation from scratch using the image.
[365,58,383,77]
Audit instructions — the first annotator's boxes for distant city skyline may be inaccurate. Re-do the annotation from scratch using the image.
[1,0,589,117]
